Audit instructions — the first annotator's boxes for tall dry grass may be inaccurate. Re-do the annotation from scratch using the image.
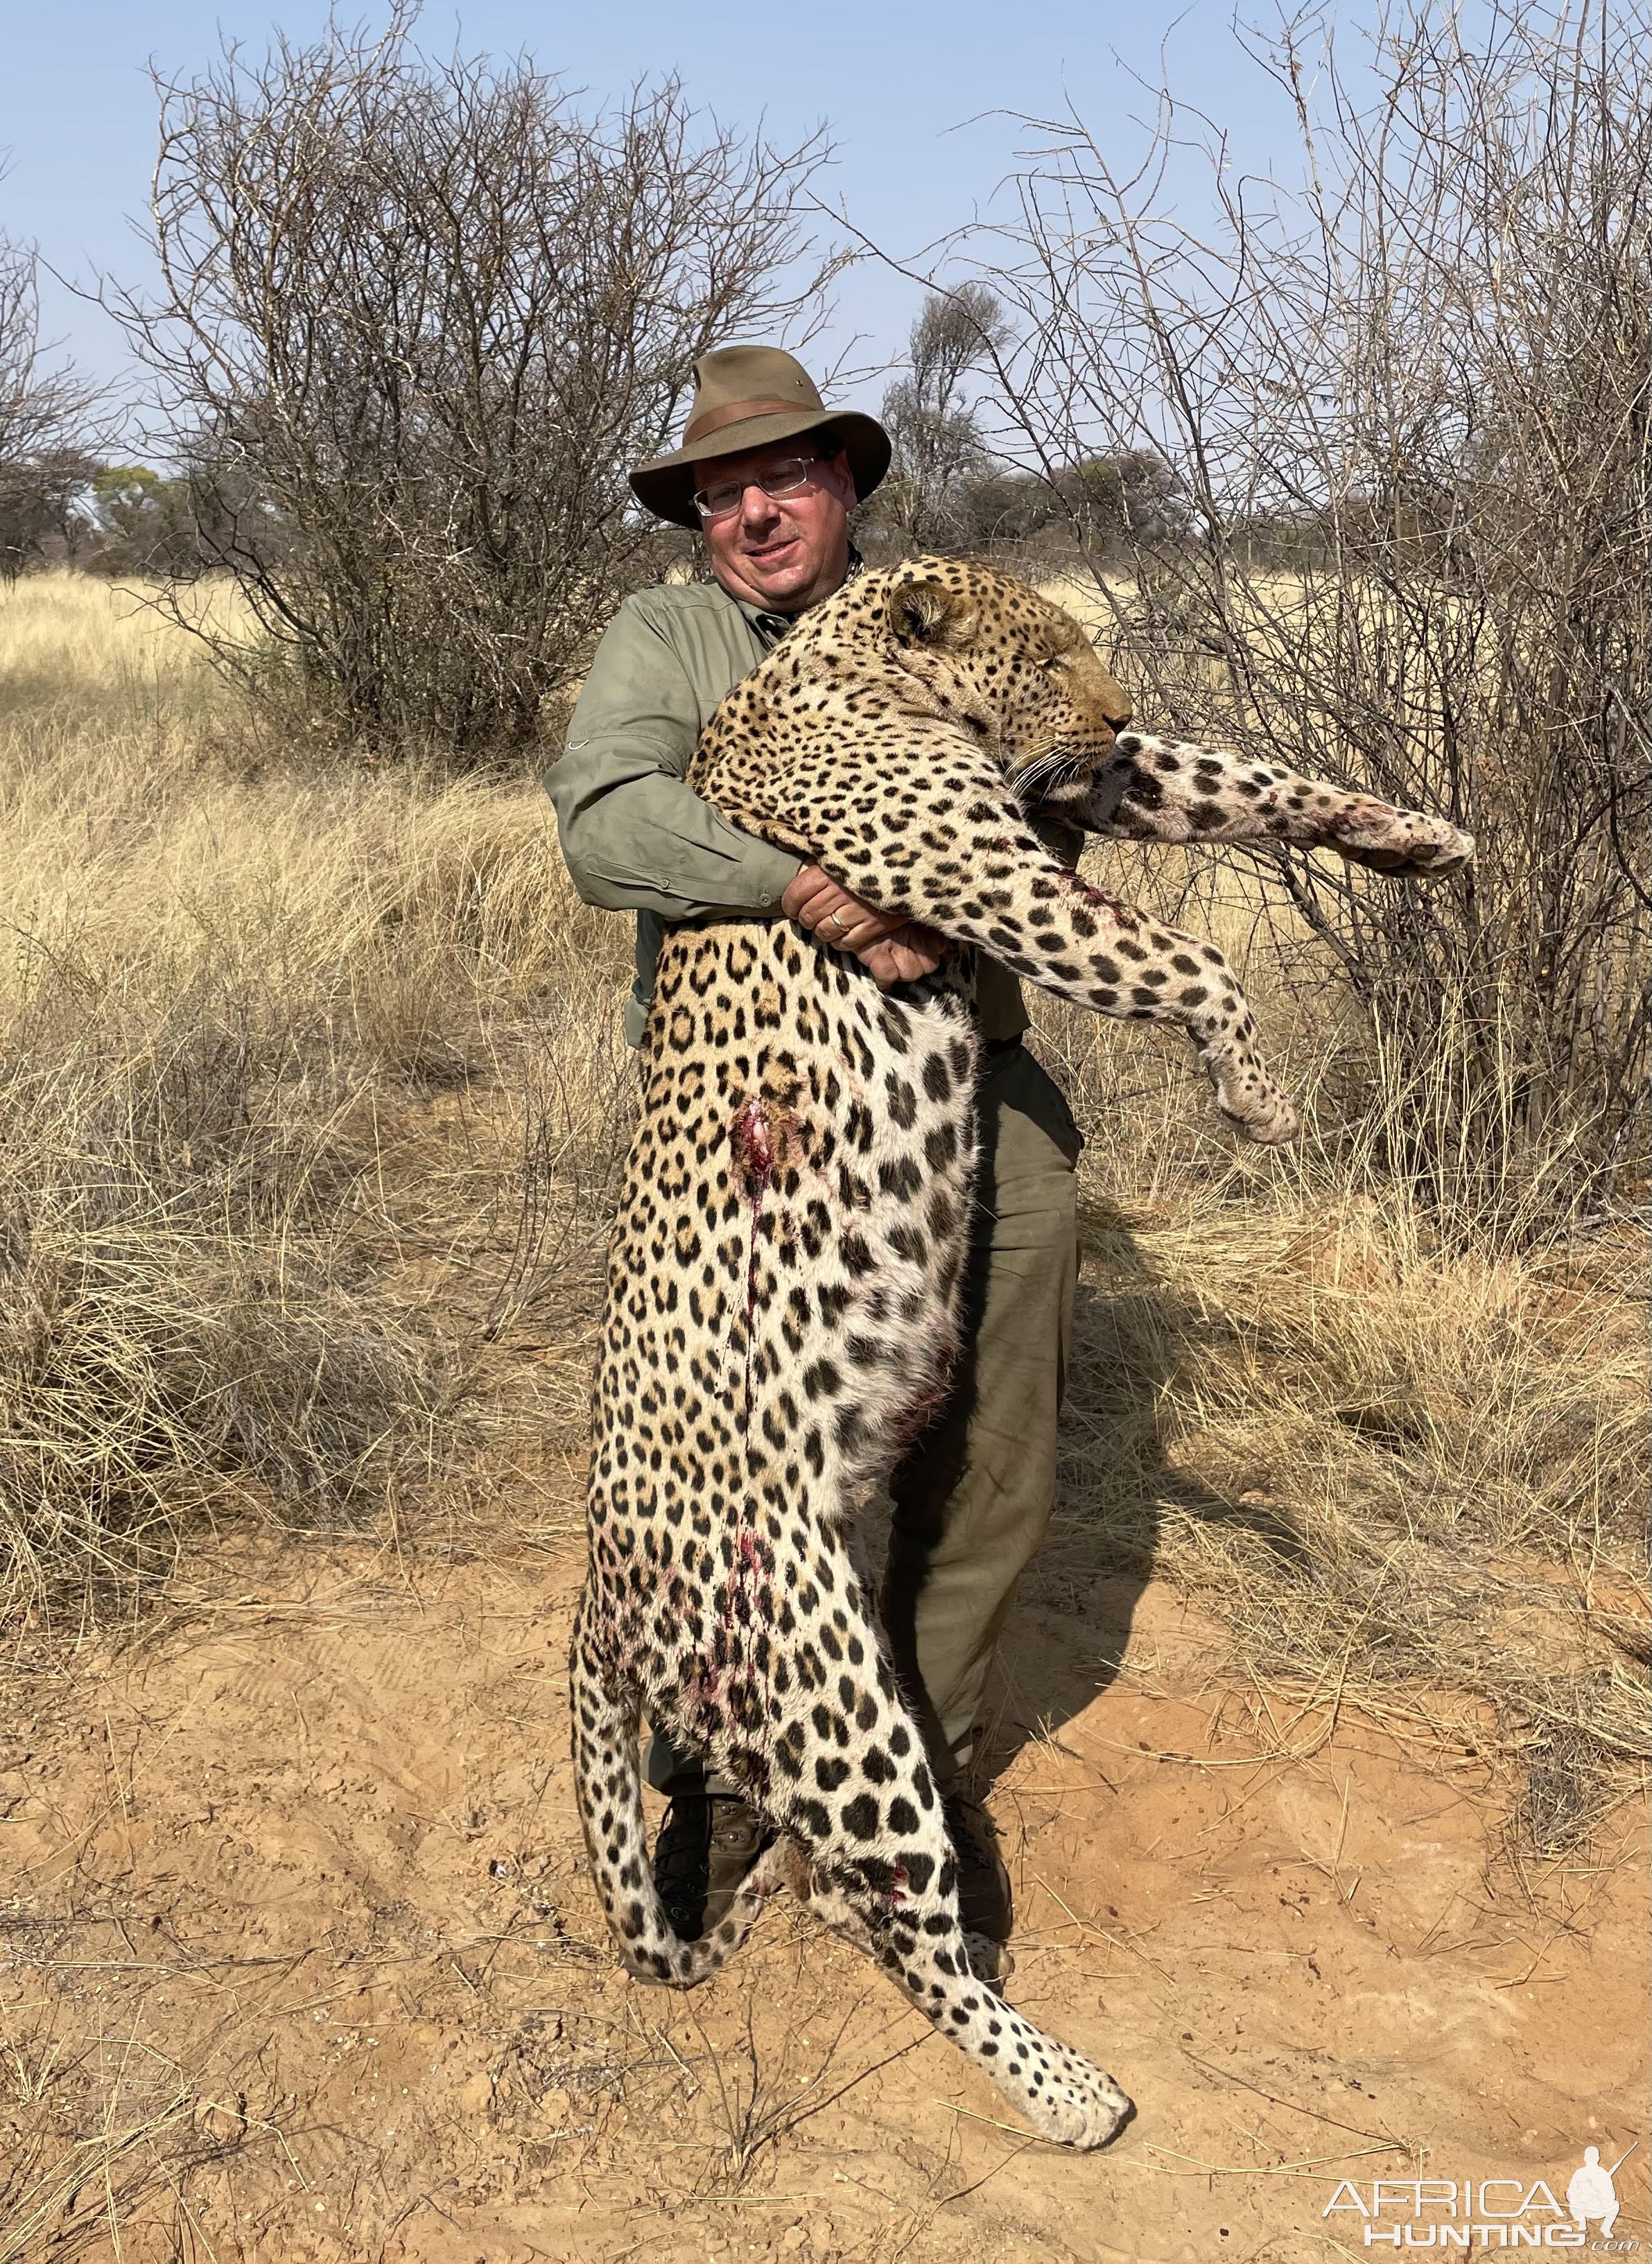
[1,571,1644,1838]
[0,572,632,1624]
[1016,735,1647,1836]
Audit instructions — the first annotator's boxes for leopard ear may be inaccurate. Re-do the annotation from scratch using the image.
[887,577,977,650]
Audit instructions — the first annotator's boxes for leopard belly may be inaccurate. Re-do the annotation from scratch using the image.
[570,918,1134,2150]
[584,918,980,1735]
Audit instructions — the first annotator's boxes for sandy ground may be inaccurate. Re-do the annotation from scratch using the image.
[4,1488,1647,2264]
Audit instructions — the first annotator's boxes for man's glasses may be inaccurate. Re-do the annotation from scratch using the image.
[692,455,820,523]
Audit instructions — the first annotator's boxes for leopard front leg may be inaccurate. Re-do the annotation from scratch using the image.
[1027,864,1300,1143]
[1078,733,1475,875]
[803,776,1298,1144]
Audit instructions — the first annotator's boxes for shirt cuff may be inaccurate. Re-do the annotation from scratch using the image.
[736,840,805,910]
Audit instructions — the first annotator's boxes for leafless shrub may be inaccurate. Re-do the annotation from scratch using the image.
[105,3,840,761]
[956,0,1651,1220]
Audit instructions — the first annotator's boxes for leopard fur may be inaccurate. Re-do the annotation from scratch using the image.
[569,559,1473,2150]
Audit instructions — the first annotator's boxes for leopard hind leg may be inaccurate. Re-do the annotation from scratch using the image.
[569,1594,781,1988]
[771,1666,1133,2149]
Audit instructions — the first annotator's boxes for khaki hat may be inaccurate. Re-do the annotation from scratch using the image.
[629,344,892,529]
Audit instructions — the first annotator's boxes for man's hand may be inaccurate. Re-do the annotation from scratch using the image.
[781,865,945,989]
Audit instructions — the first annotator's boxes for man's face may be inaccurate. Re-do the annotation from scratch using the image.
[697,440,855,613]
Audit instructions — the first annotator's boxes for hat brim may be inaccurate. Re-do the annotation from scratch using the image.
[629,408,892,529]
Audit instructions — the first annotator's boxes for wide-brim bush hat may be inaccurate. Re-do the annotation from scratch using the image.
[629,344,892,530]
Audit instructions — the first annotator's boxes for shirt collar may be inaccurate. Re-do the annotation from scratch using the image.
[721,542,866,652]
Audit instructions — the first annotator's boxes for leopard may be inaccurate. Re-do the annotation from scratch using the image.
[569,557,1473,2150]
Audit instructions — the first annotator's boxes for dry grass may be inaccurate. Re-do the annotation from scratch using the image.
[1019,823,1648,1844]
[2,566,1645,1791]
[0,2017,213,2264]
[0,571,633,1626]
[1,570,1645,2259]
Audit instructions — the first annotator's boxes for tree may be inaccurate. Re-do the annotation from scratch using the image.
[1053,454,1188,550]
[89,466,202,577]
[878,285,1011,552]
[960,0,1651,1218]
[107,6,840,759]
[0,229,100,580]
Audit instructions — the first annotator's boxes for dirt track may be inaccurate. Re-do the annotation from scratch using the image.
[6,1497,1646,2264]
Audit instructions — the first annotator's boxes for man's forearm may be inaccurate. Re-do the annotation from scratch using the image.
[548,747,803,921]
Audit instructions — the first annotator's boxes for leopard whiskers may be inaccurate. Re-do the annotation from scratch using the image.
[1013,742,1089,806]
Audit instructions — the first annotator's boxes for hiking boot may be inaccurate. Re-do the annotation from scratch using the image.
[652,1792,773,1941]
[944,1791,1014,1963]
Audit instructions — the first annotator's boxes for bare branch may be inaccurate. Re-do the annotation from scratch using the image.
[930,0,1651,1213]
[0,229,103,580]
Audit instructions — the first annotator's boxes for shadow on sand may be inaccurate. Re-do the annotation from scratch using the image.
[978,1192,1309,1788]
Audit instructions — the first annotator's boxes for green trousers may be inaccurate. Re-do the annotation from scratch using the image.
[646,1038,1081,1797]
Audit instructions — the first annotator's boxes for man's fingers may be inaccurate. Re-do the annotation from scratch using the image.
[783,870,945,986]
[817,903,903,949]
[784,864,875,927]
[786,875,866,937]
[781,864,839,922]
[881,923,946,978]
[833,911,898,950]
[858,924,946,987]
[882,940,944,983]
[786,866,925,958]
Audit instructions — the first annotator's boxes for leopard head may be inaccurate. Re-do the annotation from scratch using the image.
[884,561,1133,805]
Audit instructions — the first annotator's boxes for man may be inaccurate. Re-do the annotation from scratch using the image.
[548,345,1087,1957]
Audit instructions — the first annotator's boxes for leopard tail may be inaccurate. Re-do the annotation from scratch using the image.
[568,1591,776,1988]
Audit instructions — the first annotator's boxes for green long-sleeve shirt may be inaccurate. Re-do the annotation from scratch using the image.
[546,576,1028,1047]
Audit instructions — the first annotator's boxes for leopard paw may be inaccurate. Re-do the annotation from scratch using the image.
[1336,803,1475,877]
[1238,1088,1300,1147]
[1016,2055,1135,2150]
[1210,1062,1299,1146]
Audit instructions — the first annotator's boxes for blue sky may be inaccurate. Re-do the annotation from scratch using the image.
[1,0,1330,438]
